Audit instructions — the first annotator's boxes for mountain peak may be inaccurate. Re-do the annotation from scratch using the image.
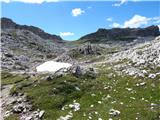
[1,17,17,29]
[1,17,63,42]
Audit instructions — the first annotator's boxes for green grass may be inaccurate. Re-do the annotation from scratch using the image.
[4,114,19,120]
[3,66,159,120]
[1,71,25,85]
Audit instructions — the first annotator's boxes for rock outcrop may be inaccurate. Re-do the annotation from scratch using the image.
[69,44,102,58]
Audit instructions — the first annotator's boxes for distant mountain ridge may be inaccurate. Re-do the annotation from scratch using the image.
[79,26,160,43]
[1,17,160,43]
[1,17,63,42]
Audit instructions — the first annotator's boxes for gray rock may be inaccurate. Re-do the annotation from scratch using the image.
[25,116,33,120]
[4,52,13,57]
[39,110,45,118]
[43,75,53,81]
[109,109,121,116]
[148,74,156,79]
[72,66,82,76]
[71,65,97,78]
[13,104,25,113]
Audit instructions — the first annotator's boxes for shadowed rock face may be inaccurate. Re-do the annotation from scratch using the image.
[1,18,17,29]
[1,17,63,42]
[80,26,160,42]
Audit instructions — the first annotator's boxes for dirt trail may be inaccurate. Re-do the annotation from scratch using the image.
[1,84,14,119]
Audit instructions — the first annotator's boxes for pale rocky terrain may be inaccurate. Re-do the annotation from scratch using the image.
[106,36,160,78]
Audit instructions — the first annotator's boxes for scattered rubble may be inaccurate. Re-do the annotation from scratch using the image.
[57,111,73,120]
[69,102,80,111]
[109,36,160,78]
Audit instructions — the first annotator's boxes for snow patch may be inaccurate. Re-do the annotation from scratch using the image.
[36,61,72,72]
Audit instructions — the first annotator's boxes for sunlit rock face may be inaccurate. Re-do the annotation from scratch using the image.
[36,61,72,72]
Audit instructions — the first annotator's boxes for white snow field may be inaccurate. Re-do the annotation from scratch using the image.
[36,61,72,72]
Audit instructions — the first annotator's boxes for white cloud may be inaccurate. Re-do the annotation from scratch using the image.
[110,15,160,28]
[112,22,121,28]
[0,0,59,3]
[106,17,113,22]
[71,8,85,17]
[113,0,127,7]
[60,32,74,37]
[152,17,160,24]
[112,0,140,7]
[123,15,150,28]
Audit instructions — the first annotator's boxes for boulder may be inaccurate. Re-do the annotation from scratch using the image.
[72,66,82,76]
[71,66,97,78]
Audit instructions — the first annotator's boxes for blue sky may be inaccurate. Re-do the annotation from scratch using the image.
[1,0,160,40]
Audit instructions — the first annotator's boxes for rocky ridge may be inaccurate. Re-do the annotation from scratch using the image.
[1,17,63,42]
[80,25,160,43]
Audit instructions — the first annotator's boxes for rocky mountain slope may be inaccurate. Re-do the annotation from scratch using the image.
[1,18,160,72]
[1,18,160,120]
[1,18,63,42]
[107,36,160,79]
[1,18,67,72]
